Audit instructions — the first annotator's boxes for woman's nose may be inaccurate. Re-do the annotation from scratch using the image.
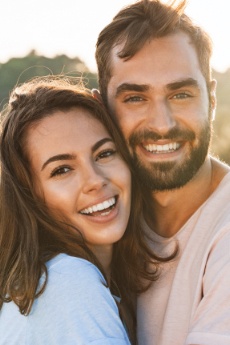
[81,163,107,194]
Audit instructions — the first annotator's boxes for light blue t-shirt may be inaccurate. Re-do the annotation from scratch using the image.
[0,254,131,345]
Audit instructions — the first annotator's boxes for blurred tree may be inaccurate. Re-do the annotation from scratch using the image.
[0,50,98,109]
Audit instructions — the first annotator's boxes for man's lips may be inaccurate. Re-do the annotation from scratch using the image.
[142,141,181,154]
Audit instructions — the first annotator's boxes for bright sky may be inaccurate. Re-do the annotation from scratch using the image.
[1,0,229,73]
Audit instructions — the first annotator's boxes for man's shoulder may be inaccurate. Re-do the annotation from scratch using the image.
[211,156,230,183]
[208,156,230,202]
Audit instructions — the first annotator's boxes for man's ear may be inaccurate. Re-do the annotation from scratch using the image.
[210,79,217,121]
[91,89,103,104]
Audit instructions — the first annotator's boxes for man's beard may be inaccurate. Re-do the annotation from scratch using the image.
[129,121,211,191]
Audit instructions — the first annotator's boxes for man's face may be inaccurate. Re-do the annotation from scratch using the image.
[107,32,216,191]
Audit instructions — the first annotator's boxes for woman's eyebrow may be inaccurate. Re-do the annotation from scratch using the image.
[91,137,113,152]
[41,138,113,171]
[41,154,76,171]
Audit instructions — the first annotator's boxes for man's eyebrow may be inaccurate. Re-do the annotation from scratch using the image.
[41,138,113,171]
[41,154,76,171]
[115,79,199,98]
[115,83,149,98]
[166,78,199,91]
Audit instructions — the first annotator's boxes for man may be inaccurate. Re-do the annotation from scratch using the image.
[94,0,230,344]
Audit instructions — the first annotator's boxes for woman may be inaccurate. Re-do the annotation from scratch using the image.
[0,77,169,345]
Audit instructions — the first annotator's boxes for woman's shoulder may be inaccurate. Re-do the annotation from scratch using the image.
[31,254,119,329]
[26,254,131,344]
[33,253,112,320]
[45,253,107,289]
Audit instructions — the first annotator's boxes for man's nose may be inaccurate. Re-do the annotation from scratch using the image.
[145,99,176,135]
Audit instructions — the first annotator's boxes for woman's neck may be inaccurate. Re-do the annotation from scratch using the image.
[89,244,113,282]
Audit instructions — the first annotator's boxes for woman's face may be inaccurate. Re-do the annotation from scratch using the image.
[26,108,131,250]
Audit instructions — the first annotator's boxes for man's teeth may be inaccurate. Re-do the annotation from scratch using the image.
[80,197,116,215]
[144,142,180,153]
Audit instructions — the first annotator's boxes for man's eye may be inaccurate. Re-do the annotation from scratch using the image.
[50,166,72,177]
[172,92,191,99]
[96,149,116,161]
[124,95,144,103]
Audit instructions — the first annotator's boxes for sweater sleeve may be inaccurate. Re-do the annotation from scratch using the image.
[27,254,131,345]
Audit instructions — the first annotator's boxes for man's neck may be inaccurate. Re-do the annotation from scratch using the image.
[144,157,230,238]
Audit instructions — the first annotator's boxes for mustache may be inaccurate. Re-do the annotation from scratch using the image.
[129,127,196,147]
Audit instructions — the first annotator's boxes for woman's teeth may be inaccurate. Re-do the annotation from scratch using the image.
[80,197,116,215]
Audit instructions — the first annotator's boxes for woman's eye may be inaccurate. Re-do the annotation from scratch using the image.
[50,166,72,177]
[96,149,116,161]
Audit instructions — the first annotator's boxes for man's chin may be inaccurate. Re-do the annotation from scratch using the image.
[132,156,204,191]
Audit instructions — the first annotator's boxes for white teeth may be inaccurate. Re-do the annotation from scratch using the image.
[80,197,116,215]
[144,142,180,153]
[92,205,98,212]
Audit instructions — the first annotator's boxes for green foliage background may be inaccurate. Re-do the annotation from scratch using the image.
[0,51,229,165]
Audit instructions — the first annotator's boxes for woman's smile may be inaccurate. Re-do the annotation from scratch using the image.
[79,195,117,215]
